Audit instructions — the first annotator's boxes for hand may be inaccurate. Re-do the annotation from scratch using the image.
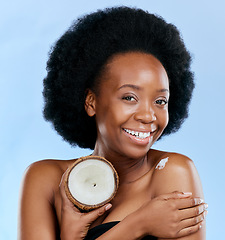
[59,170,112,240]
[136,191,208,239]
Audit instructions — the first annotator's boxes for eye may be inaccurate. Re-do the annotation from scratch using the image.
[155,99,168,106]
[122,95,137,102]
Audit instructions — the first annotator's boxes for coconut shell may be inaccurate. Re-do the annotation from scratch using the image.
[64,155,119,211]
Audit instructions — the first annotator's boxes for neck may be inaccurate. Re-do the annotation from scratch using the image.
[92,144,152,184]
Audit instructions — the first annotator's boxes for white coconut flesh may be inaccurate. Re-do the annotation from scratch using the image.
[68,159,116,205]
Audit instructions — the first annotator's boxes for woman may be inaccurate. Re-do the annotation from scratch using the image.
[18,6,207,240]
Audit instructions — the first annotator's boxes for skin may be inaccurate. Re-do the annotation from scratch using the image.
[18,52,207,240]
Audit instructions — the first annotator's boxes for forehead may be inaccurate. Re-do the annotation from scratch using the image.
[99,51,169,90]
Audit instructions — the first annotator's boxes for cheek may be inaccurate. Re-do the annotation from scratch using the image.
[96,104,130,138]
[95,107,118,136]
[165,113,169,129]
[158,109,169,129]
[95,112,108,136]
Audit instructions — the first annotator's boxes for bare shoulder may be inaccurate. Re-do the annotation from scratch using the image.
[21,159,70,199]
[150,150,204,199]
[24,159,69,180]
[18,159,75,240]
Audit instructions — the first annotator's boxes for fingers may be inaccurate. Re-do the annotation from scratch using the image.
[159,191,206,210]
[175,197,205,210]
[180,209,207,228]
[158,192,208,238]
[177,211,207,238]
[160,191,193,201]
[179,202,208,220]
[177,221,203,238]
[84,204,112,223]
[175,203,207,238]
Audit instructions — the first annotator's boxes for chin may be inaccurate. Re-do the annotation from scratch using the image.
[121,146,151,160]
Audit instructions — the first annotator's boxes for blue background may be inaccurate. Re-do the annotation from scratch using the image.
[1,0,224,239]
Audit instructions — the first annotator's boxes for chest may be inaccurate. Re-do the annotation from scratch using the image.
[92,176,154,227]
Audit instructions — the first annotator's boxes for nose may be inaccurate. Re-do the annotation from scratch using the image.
[134,104,156,124]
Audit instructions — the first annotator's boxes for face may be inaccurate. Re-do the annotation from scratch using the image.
[85,52,169,159]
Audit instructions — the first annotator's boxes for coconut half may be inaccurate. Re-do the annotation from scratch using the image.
[64,156,119,211]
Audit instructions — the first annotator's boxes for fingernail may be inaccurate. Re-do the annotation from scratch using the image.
[182,192,192,196]
[199,199,204,204]
[105,203,112,211]
[204,203,208,209]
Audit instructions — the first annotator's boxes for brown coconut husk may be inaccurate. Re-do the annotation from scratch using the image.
[64,155,119,211]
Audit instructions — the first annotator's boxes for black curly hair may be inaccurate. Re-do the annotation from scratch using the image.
[43,6,194,149]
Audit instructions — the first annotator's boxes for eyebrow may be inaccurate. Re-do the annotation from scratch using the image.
[157,89,169,93]
[118,84,169,93]
[117,84,142,91]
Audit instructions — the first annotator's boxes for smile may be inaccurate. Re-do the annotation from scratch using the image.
[123,128,151,139]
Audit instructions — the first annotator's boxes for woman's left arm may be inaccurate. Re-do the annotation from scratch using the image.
[151,153,206,240]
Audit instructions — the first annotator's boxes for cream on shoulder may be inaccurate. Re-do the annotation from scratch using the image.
[155,157,169,170]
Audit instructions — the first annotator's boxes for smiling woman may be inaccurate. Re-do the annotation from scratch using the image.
[18,6,207,240]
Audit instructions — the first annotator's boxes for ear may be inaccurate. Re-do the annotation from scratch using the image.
[85,89,96,117]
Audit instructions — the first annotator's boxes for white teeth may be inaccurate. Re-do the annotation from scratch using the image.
[143,133,148,138]
[139,132,144,138]
[123,129,151,139]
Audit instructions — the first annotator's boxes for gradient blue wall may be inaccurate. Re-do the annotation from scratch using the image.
[1,0,224,239]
